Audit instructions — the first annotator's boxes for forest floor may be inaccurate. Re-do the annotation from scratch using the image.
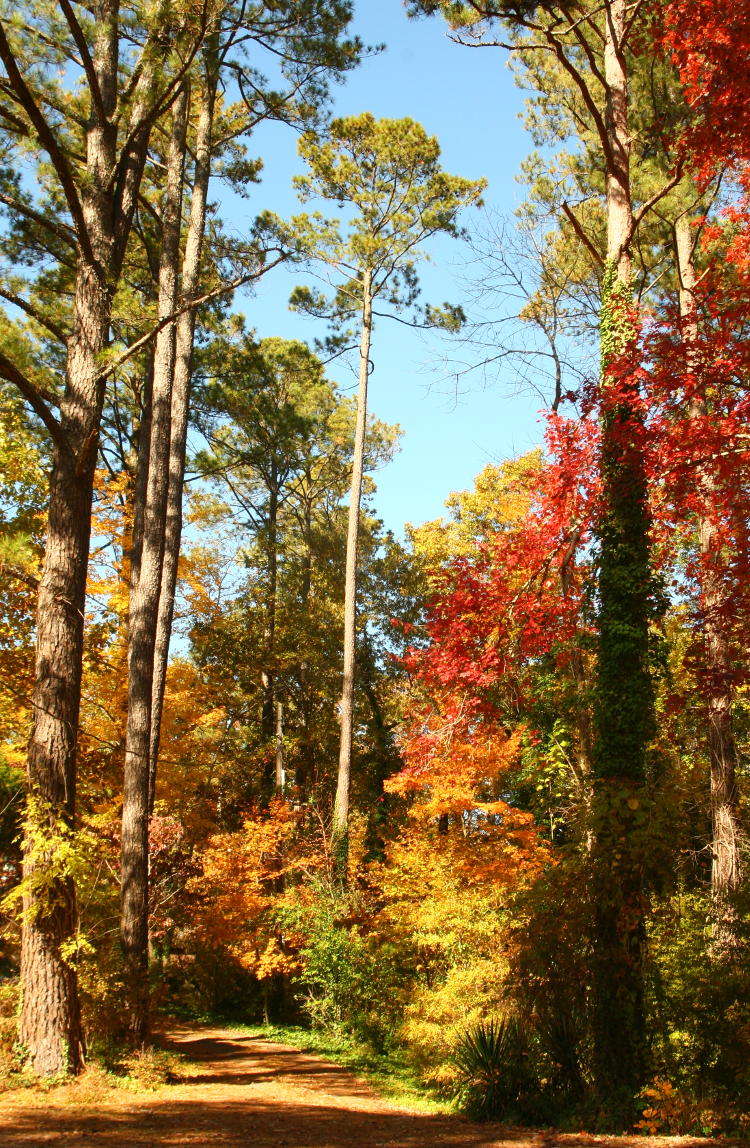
[0,1024,742,1148]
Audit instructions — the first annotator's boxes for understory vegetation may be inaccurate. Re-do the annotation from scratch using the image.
[2,0,750,1137]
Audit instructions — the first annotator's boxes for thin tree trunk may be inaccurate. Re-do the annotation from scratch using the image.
[333,267,373,877]
[149,71,216,811]
[18,0,120,1075]
[275,701,285,793]
[295,486,315,793]
[121,86,188,1044]
[675,215,743,947]
[261,484,279,772]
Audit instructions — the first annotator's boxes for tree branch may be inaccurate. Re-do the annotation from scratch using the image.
[0,288,69,342]
[0,351,70,456]
[98,256,288,382]
[0,190,78,249]
[0,558,39,590]
[625,164,686,257]
[0,19,94,269]
[57,0,107,123]
[561,200,604,266]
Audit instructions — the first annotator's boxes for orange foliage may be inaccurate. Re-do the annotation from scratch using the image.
[388,705,548,887]
[189,800,322,981]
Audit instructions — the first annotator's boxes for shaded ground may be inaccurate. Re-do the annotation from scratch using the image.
[0,1026,739,1147]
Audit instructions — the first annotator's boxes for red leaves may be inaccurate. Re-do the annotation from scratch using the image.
[664,0,750,178]
[408,416,597,714]
[641,287,750,674]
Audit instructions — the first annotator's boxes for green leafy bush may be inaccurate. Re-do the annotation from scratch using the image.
[287,882,408,1052]
[647,891,750,1134]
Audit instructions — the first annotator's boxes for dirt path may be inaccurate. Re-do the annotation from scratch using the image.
[0,1026,736,1148]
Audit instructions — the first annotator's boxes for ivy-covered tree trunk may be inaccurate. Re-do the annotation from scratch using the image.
[589,0,658,1115]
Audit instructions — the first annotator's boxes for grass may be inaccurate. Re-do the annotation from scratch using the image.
[223,1020,453,1115]
[0,1038,188,1098]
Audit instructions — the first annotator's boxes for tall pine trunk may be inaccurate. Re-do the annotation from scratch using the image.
[2,0,199,1072]
[149,70,216,811]
[121,86,189,1044]
[18,0,120,1075]
[333,268,373,879]
[261,483,279,771]
[294,485,315,793]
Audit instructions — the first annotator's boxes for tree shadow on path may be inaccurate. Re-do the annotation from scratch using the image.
[0,1026,739,1148]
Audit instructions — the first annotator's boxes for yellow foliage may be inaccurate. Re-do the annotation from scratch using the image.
[374,693,551,1080]
[375,833,519,1084]
[409,453,543,584]
[0,390,47,754]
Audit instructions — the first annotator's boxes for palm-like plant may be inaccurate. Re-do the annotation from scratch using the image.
[452,1017,536,1121]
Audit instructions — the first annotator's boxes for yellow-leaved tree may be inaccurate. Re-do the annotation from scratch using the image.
[379,712,549,1087]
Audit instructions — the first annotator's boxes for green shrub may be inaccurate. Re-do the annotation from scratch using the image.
[646,890,750,1134]
[287,883,408,1052]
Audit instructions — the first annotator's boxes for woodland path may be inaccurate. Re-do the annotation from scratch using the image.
[0,1025,737,1148]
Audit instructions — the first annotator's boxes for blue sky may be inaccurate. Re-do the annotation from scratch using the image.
[226,0,551,537]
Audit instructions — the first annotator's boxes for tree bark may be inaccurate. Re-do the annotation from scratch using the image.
[261,483,279,764]
[149,71,216,812]
[17,0,122,1075]
[294,483,315,793]
[675,215,743,948]
[275,701,285,793]
[3,0,202,1073]
[333,268,373,878]
[121,85,189,1044]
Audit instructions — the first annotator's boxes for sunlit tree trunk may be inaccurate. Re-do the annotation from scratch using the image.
[149,70,216,811]
[14,0,122,1075]
[333,268,373,878]
[121,85,188,1044]
[275,701,285,793]
[261,483,279,762]
[295,483,315,793]
[19,257,110,1074]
